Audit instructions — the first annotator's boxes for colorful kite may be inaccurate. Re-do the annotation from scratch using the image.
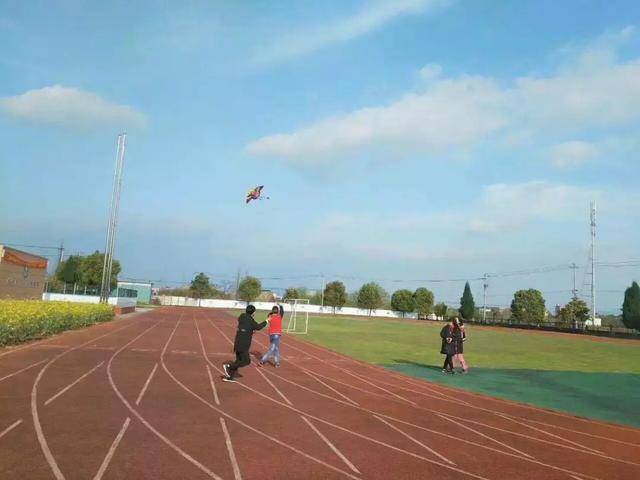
[246,185,269,204]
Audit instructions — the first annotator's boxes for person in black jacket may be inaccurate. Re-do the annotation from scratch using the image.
[223,305,267,382]
[440,319,455,374]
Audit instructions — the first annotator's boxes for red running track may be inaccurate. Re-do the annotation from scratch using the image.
[0,307,638,480]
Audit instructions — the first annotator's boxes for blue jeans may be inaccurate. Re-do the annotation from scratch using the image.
[261,334,281,365]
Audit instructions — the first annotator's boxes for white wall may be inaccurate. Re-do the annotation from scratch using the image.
[158,296,420,319]
[43,292,137,308]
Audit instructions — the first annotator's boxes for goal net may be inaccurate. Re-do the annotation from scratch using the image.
[284,298,309,334]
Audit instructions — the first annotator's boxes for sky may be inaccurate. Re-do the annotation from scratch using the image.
[1,0,639,312]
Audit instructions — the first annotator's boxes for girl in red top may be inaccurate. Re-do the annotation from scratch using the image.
[259,306,283,367]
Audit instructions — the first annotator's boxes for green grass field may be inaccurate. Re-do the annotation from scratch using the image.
[299,315,640,427]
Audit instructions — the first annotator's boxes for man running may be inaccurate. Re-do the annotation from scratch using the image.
[223,305,267,382]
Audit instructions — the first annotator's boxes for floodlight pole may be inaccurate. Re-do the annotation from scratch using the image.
[100,134,127,303]
[590,201,596,323]
[482,273,488,323]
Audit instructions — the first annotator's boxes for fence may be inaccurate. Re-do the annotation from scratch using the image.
[45,283,137,298]
[42,292,137,310]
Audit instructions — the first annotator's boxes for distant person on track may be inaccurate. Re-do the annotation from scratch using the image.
[440,319,456,374]
[453,317,469,373]
[259,305,283,367]
[223,305,267,382]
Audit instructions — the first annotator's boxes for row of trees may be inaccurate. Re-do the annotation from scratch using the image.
[162,272,640,331]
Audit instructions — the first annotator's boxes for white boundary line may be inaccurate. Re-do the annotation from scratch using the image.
[301,415,361,474]
[435,413,533,459]
[135,363,159,406]
[299,366,359,406]
[93,417,130,480]
[106,318,225,480]
[0,419,23,440]
[374,415,455,466]
[220,417,242,480]
[0,359,48,383]
[496,413,603,455]
[206,365,221,406]
[31,321,140,480]
[45,361,104,406]
[291,334,640,437]
[255,367,293,406]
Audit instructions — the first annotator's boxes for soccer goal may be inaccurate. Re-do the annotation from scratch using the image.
[284,298,310,334]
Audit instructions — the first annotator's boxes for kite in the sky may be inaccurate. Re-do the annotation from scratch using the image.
[246,185,269,204]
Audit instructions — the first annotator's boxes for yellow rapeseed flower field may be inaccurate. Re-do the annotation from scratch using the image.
[0,300,114,346]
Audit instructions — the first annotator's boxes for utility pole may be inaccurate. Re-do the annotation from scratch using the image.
[482,273,488,323]
[100,134,127,303]
[570,262,578,299]
[320,274,325,310]
[590,201,597,323]
[57,241,65,267]
[234,268,241,300]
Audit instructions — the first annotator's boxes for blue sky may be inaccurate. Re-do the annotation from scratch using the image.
[1,0,639,311]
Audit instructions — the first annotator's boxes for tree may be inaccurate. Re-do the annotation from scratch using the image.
[391,289,415,317]
[78,251,121,289]
[189,272,216,299]
[357,282,385,315]
[55,255,82,284]
[413,288,434,317]
[459,282,475,320]
[434,302,447,320]
[283,288,300,301]
[324,281,347,313]
[511,289,546,324]
[557,297,590,326]
[238,276,262,303]
[622,281,640,331]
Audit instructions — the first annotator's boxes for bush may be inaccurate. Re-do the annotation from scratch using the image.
[0,300,114,346]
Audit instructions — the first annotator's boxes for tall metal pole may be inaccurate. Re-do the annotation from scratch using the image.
[590,201,597,322]
[100,134,127,303]
[482,273,488,323]
[320,274,325,310]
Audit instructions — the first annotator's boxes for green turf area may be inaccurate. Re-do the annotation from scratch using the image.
[301,315,640,427]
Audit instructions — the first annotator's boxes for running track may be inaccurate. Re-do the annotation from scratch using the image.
[1,307,638,479]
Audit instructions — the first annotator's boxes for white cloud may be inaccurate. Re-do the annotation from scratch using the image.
[247,75,507,164]
[254,0,451,65]
[418,63,443,81]
[549,141,599,169]
[0,85,147,129]
[248,26,640,168]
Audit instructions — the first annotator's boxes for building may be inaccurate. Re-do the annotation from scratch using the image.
[0,245,49,300]
[117,280,153,304]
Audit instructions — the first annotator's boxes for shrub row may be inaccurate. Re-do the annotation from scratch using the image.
[0,300,114,346]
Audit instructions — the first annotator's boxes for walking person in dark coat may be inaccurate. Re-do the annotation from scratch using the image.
[223,305,267,382]
[453,317,469,373]
[440,319,455,374]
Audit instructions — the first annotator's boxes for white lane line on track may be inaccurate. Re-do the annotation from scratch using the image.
[301,415,361,475]
[255,365,293,405]
[374,415,456,466]
[32,321,140,480]
[299,366,359,406]
[93,417,130,480]
[135,363,158,406]
[181,318,363,480]
[0,419,23,440]
[45,361,104,406]
[107,318,225,480]
[281,330,640,453]
[239,357,605,480]
[220,417,242,480]
[289,336,637,441]
[205,318,495,480]
[496,413,603,455]
[206,365,221,406]
[520,418,640,448]
[435,414,533,459]
[0,358,49,383]
[129,348,157,353]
